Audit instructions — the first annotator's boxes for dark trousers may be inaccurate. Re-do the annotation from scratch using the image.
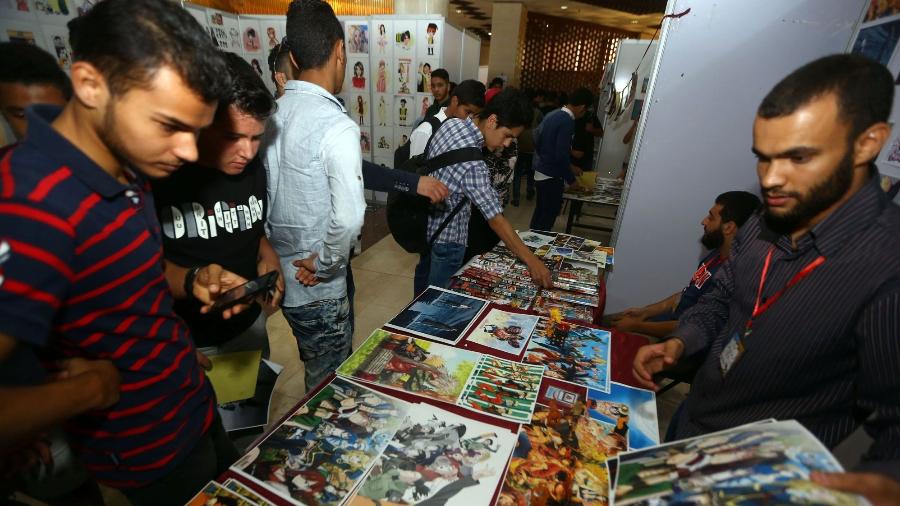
[530,177,565,231]
[511,152,535,201]
[122,415,239,506]
[464,210,500,263]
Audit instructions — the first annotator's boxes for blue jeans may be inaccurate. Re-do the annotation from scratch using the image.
[512,152,535,201]
[530,177,564,231]
[414,242,466,295]
[282,297,352,391]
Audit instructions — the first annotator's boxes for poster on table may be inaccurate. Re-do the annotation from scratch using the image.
[1,0,36,21]
[206,8,242,54]
[346,403,518,506]
[385,286,488,345]
[0,18,47,50]
[373,126,394,159]
[587,382,660,450]
[456,355,543,423]
[239,17,263,56]
[865,0,900,22]
[230,377,411,506]
[416,19,442,61]
[464,308,541,356]
[40,23,72,71]
[524,318,611,393]
[345,19,369,56]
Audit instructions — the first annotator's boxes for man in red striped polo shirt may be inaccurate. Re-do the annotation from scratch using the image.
[0,0,251,503]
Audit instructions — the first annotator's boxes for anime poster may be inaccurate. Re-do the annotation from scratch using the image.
[0,0,34,21]
[614,420,862,505]
[370,58,390,95]
[243,55,266,79]
[374,94,391,126]
[530,296,595,324]
[417,20,442,62]
[416,93,433,119]
[337,329,479,404]
[394,19,416,53]
[524,318,611,393]
[349,93,369,127]
[386,286,488,344]
[518,230,556,249]
[394,94,413,127]
[40,23,71,70]
[416,58,440,93]
[537,377,588,412]
[231,377,410,506]
[186,481,260,506]
[348,57,368,91]
[457,355,543,423]
[207,8,242,54]
[852,17,900,66]
[348,403,517,506]
[371,19,392,56]
[240,17,263,54]
[587,383,659,450]
[465,308,540,355]
[0,19,45,50]
[498,403,625,506]
[28,0,83,24]
[360,128,372,159]
[394,127,413,153]
[865,0,900,22]
[223,478,274,505]
[374,127,394,159]
[346,21,369,55]
[396,57,414,95]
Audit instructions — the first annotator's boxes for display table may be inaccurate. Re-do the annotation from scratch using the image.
[561,177,623,234]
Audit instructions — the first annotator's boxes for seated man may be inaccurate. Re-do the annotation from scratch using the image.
[152,53,283,354]
[633,54,900,484]
[409,79,486,158]
[608,191,759,338]
[413,88,552,294]
[0,42,71,149]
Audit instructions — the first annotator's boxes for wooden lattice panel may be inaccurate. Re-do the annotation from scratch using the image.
[520,12,635,93]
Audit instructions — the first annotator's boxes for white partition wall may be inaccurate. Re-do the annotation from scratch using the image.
[604,0,869,313]
[443,23,463,82]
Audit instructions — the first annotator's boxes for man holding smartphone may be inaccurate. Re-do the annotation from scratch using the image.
[152,53,283,354]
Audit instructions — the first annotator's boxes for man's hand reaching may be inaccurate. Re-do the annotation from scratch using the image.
[417,175,449,204]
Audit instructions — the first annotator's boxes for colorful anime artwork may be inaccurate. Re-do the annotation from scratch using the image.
[337,329,479,404]
[498,402,626,506]
[587,383,659,450]
[348,403,517,506]
[614,420,863,505]
[465,308,541,355]
[457,355,544,423]
[231,377,410,506]
[386,286,488,345]
[524,317,611,393]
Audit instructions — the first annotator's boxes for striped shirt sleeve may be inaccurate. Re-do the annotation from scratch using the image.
[462,162,502,222]
[0,198,74,346]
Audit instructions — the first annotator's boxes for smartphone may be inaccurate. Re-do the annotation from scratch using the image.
[209,271,279,312]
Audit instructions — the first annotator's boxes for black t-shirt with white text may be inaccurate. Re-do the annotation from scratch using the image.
[151,159,267,346]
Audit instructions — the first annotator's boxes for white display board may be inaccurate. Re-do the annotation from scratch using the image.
[605,0,869,313]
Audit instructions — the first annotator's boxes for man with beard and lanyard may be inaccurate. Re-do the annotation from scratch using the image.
[607,191,760,339]
[633,54,900,501]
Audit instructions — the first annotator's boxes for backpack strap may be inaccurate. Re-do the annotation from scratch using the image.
[424,146,484,246]
[422,115,444,157]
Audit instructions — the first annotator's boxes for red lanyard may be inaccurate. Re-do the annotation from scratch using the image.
[747,246,825,330]
[705,254,725,270]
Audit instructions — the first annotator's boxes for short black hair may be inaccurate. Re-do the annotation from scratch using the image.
[67,0,229,102]
[715,191,761,228]
[268,42,294,83]
[568,87,593,107]
[220,53,276,121]
[286,0,344,70]
[0,42,72,100]
[758,54,894,142]
[431,68,450,83]
[489,77,504,88]
[451,79,486,108]
[477,87,533,128]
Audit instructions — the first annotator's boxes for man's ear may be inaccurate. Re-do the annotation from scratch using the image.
[69,61,109,110]
[722,221,737,237]
[275,71,288,88]
[853,122,890,167]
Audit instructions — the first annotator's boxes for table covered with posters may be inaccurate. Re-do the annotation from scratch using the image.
[561,177,623,235]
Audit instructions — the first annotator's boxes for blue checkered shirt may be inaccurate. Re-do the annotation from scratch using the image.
[425,118,502,245]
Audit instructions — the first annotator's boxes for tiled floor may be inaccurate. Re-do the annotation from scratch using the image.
[39,195,687,506]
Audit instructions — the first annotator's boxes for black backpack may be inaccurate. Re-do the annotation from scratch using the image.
[394,115,442,168]
[387,123,483,254]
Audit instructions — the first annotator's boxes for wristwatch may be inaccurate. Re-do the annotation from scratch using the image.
[184,266,202,301]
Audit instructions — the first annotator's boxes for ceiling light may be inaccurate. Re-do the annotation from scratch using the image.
[561,5,568,9]
[630,19,639,24]
[488,32,492,36]
[456,9,462,13]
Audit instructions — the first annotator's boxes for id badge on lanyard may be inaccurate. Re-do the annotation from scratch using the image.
[720,247,825,378]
